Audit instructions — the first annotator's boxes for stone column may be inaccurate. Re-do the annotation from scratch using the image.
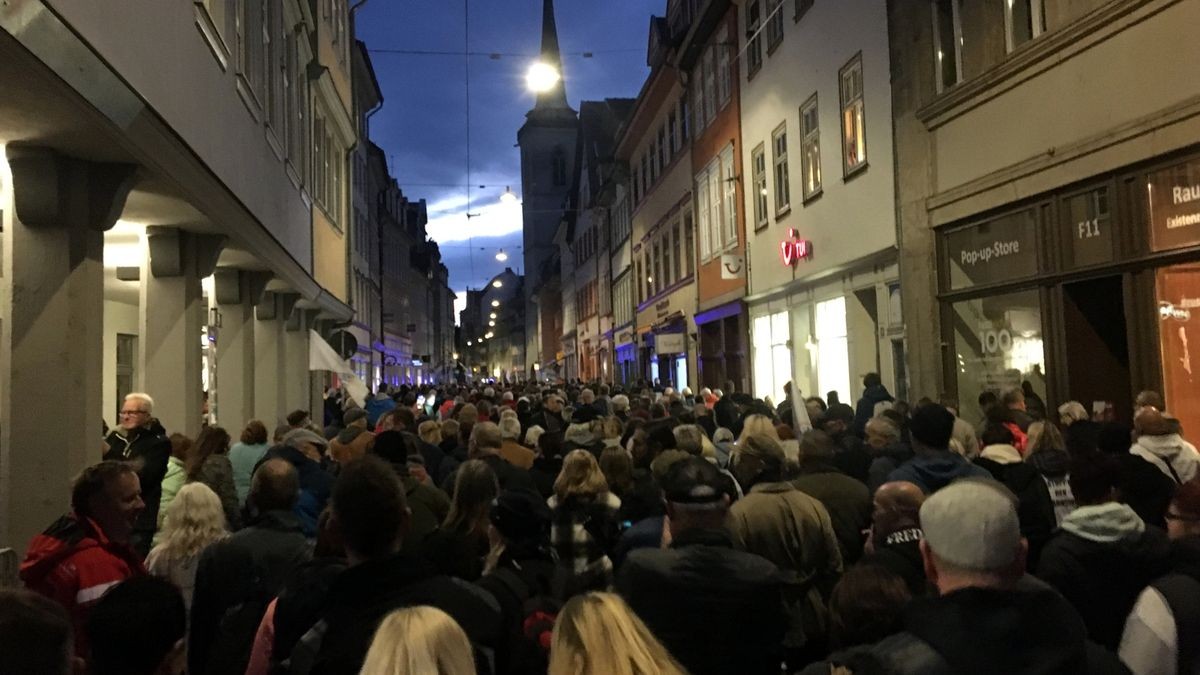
[283,302,313,417]
[0,145,136,552]
[214,268,269,429]
[254,291,293,427]
[138,227,225,438]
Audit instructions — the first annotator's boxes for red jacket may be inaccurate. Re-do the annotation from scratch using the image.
[20,513,146,656]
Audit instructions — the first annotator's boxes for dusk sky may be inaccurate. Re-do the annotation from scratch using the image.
[355,0,659,319]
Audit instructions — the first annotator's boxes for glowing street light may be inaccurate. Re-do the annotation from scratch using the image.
[467,340,473,346]
[489,321,496,327]
[500,186,518,205]
[495,249,508,262]
[485,331,495,339]
[492,279,503,288]
[489,312,497,319]
[491,300,500,307]
[525,61,560,93]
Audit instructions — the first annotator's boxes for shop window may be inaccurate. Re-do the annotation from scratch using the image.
[950,289,1046,430]
[752,144,769,230]
[1006,0,1046,52]
[752,312,792,405]
[800,94,821,200]
[932,0,963,93]
[839,54,867,176]
[815,297,851,406]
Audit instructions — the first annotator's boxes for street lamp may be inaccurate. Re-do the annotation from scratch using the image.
[525,61,560,93]
[500,187,518,205]
[489,320,496,327]
[495,249,508,262]
[492,279,503,288]
[467,340,473,346]
[491,300,500,307]
[489,312,497,319]
[485,331,495,339]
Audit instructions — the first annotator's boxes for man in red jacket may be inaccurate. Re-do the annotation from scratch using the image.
[21,460,147,657]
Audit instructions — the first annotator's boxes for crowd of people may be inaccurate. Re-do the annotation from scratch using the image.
[5,376,1200,674]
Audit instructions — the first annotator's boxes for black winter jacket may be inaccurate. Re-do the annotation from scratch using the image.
[104,421,171,552]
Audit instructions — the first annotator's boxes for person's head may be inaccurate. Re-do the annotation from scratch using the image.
[457,403,480,426]
[87,576,186,675]
[978,390,998,413]
[1166,478,1200,541]
[672,425,703,455]
[1068,453,1120,506]
[554,449,609,501]
[469,421,503,457]
[249,458,301,513]
[72,461,143,544]
[661,457,730,538]
[580,388,596,405]
[283,428,329,461]
[1135,407,1175,437]
[157,482,228,559]
[863,372,882,389]
[1025,421,1064,456]
[821,403,856,436]
[186,426,231,479]
[712,427,734,444]
[598,416,623,440]
[1135,390,1167,414]
[611,394,630,413]
[440,419,461,444]
[167,433,192,461]
[599,447,634,496]
[498,416,522,442]
[239,420,268,446]
[342,408,368,430]
[525,424,547,450]
[865,415,901,451]
[418,420,443,445]
[389,406,417,432]
[798,429,837,465]
[919,480,1026,594]
[732,433,787,489]
[872,481,925,539]
[829,562,912,650]
[738,414,780,443]
[445,459,499,534]
[489,488,552,551]
[361,606,475,675]
[286,409,311,429]
[548,592,686,675]
[1001,387,1025,411]
[273,424,291,444]
[119,392,155,432]
[980,421,1015,448]
[332,456,410,563]
[908,403,956,453]
[0,589,77,675]
[1058,401,1089,427]
[544,395,563,414]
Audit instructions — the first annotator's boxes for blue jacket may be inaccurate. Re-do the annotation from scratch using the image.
[886,452,991,494]
[259,445,334,536]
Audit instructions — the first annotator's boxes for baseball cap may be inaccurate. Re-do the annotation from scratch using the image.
[661,457,725,504]
[283,428,329,451]
[920,479,1021,571]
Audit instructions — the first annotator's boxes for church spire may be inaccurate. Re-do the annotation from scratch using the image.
[534,0,569,111]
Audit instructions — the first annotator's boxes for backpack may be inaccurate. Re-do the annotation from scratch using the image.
[489,566,561,671]
[1151,573,1200,674]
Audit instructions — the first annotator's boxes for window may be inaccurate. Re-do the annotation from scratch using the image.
[799,94,821,199]
[794,0,814,21]
[265,0,284,133]
[198,0,236,58]
[312,104,346,226]
[695,146,738,260]
[672,221,683,281]
[745,1,763,76]
[642,153,652,191]
[552,147,567,186]
[702,47,717,124]
[721,146,737,247]
[815,297,851,406]
[684,208,695,276]
[752,312,791,404]
[696,169,711,260]
[611,194,631,244]
[765,0,784,51]
[839,54,867,176]
[668,111,678,157]
[932,0,963,92]
[1006,0,1046,52]
[751,144,768,230]
[614,273,633,327]
[680,98,690,143]
[707,164,722,258]
[692,73,706,135]
[115,334,137,420]
[237,0,266,104]
[716,25,731,106]
[631,166,640,204]
[771,123,790,214]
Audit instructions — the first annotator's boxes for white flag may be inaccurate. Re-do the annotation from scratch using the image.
[308,330,369,406]
[792,390,814,433]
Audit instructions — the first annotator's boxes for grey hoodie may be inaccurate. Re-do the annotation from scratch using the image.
[1131,433,1200,484]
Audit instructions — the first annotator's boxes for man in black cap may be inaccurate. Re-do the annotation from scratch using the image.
[821,403,872,483]
[617,458,785,675]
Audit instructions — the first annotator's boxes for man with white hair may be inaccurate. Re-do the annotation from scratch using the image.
[104,392,171,556]
[498,416,535,469]
[807,480,1125,674]
[611,394,631,423]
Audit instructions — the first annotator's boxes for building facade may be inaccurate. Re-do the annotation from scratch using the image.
[889,0,1200,431]
[736,0,902,407]
[461,269,525,382]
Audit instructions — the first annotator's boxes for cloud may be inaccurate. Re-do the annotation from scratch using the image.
[427,199,523,243]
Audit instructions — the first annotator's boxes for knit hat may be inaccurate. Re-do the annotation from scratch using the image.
[343,407,368,426]
[920,479,1021,571]
[490,489,551,542]
[283,428,328,451]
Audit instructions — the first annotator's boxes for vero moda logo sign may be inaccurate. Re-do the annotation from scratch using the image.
[960,240,1021,266]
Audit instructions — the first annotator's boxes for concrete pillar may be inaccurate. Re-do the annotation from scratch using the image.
[283,303,314,417]
[214,269,269,429]
[138,227,225,438]
[254,292,293,427]
[0,145,136,552]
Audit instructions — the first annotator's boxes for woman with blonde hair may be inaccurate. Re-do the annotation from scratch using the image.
[424,460,498,580]
[1025,420,1075,526]
[549,450,622,592]
[418,419,443,446]
[361,606,476,675]
[739,413,781,443]
[145,482,229,612]
[549,592,685,675]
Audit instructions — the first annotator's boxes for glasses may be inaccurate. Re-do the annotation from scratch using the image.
[119,410,149,417]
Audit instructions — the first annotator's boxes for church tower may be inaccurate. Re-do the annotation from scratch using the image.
[518,0,578,377]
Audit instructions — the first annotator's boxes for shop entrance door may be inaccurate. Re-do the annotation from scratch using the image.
[1062,276,1132,423]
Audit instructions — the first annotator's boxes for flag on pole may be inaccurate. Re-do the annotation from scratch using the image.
[308,329,369,406]
[792,388,814,433]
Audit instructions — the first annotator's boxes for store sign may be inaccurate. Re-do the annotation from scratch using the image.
[945,208,1039,290]
[1147,159,1200,252]
[656,332,686,354]
[780,229,814,266]
[721,252,745,279]
[1062,187,1114,268]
